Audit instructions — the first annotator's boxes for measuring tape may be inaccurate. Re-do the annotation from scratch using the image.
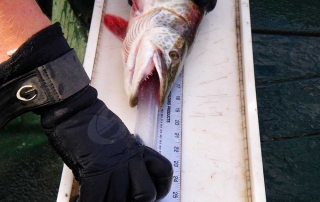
[156,72,183,202]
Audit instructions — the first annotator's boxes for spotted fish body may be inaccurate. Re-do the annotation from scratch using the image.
[104,0,205,108]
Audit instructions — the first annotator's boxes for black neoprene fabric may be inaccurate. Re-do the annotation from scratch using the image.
[193,0,217,12]
[127,0,217,12]
[0,23,70,84]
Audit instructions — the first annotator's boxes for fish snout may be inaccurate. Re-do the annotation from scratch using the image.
[128,48,169,108]
[153,49,168,108]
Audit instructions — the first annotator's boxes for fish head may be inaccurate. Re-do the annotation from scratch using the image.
[151,27,188,107]
[125,27,188,108]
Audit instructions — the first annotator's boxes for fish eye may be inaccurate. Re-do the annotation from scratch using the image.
[169,50,180,61]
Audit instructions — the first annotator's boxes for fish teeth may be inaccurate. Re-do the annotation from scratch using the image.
[142,69,156,83]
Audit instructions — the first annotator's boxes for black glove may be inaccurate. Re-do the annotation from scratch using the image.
[0,23,173,202]
[192,0,217,12]
[128,0,217,12]
[39,85,173,202]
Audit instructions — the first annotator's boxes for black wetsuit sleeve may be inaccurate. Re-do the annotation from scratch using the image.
[127,0,217,13]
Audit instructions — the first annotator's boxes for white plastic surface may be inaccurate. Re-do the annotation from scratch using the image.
[238,0,266,201]
[57,0,266,201]
[56,165,74,202]
[180,0,247,200]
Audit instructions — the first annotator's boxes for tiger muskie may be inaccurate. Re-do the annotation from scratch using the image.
[104,0,205,108]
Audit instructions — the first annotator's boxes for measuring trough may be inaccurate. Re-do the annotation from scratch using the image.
[57,0,266,201]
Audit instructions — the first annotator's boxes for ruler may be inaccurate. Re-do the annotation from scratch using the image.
[156,72,183,202]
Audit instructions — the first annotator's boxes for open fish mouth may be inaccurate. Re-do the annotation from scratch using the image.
[128,49,167,108]
[135,68,160,107]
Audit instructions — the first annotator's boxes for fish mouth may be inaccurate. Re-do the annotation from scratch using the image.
[128,50,167,108]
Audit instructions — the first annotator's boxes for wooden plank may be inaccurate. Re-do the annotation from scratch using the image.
[262,135,320,202]
[250,1,320,202]
[250,0,320,34]
[52,0,88,62]
[257,78,320,141]
[253,34,320,83]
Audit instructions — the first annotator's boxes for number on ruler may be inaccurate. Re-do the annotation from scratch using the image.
[174,146,180,153]
[176,96,181,101]
[175,133,180,138]
[175,108,180,112]
[174,160,179,167]
[175,120,180,125]
[173,175,179,182]
[173,192,179,198]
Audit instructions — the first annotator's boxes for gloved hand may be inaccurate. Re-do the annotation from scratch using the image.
[127,0,217,12]
[0,23,172,202]
[38,85,173,202]
[191,0,217,12]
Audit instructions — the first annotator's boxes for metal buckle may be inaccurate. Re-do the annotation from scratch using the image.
[16,85,37,101]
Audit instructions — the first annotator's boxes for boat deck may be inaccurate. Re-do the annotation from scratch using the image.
[1,0,320,201]
[251,0,320,201]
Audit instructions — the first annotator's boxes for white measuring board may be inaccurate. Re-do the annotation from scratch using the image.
[57,0,267,201]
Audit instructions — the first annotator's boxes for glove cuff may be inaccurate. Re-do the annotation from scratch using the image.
[0,23,71,84]
[0,23,90,128]
[0,50,90,128]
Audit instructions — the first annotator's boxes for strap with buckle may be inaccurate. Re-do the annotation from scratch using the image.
[0,49,90,128]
